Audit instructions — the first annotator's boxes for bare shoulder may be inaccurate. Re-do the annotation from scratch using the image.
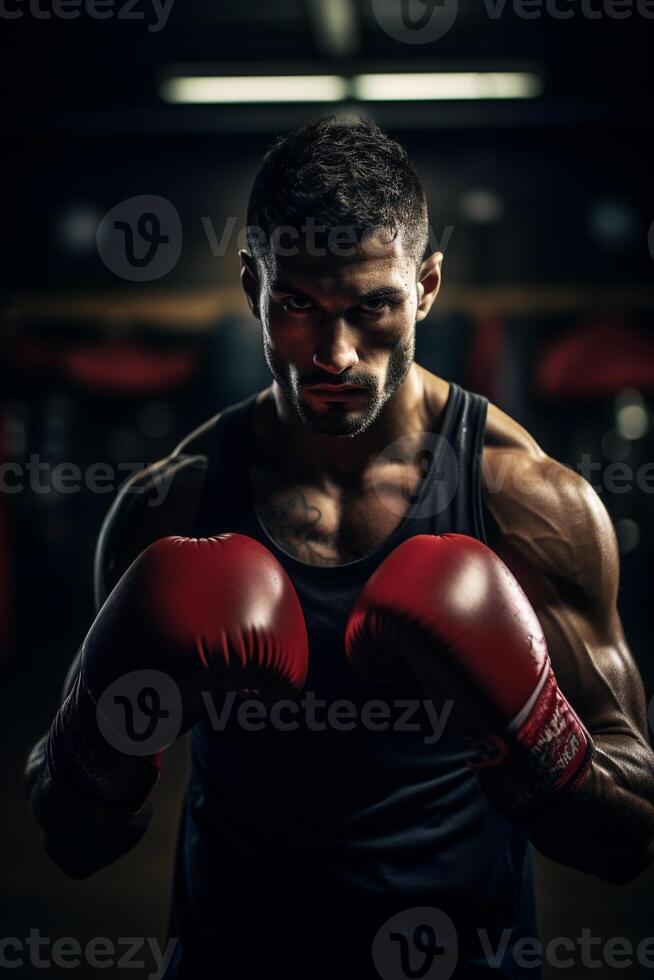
[480,398,619,614]
[94,451,209,608]
[172,411,223,457]
[93,413,227,609]
[173,387,274,459]
[483,399,544,455]
[95,391,272,605]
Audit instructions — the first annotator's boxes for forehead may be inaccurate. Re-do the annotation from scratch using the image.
[270,230,415,298]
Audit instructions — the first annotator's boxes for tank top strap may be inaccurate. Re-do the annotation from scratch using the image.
[432,382,489,543]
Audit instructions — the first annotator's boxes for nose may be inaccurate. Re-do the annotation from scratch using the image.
[312,319,359,375]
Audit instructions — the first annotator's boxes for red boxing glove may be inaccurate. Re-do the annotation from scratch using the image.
[345,533,594,820]
[49,534,309,809]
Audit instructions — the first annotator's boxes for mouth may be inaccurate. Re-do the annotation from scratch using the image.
[303,385,368,403]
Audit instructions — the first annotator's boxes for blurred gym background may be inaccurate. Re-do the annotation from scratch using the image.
[1,1,653,977]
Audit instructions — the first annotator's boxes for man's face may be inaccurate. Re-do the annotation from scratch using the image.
[255,231,421,438]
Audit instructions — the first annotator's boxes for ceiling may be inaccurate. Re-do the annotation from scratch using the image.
[1,0,651,132]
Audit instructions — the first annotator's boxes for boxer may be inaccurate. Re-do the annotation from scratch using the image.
[25,116,654,979]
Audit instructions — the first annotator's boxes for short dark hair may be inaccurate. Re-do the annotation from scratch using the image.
[246,115,429,277]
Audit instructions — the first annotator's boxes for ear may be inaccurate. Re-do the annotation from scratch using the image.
[416,251,443,323]
[239,249,261,320]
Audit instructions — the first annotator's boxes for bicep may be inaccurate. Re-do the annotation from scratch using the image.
[533,596,649,743]
[484,453,650,743]
[529,481,649,742]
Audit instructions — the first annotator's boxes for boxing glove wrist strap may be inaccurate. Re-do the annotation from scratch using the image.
[466,664,595,818]
[47,674,160,811]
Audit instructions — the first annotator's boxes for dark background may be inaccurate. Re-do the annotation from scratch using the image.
[1,1,653,976]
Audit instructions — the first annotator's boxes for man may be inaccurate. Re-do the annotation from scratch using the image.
[25,117,654,979]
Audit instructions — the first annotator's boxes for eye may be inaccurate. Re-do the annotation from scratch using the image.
[282,296,315,313]
[359,299,390,314]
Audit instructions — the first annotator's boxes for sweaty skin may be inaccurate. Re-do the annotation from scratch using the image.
[91,230,654,884]
[93,367,654,884]
[481,415,654,881]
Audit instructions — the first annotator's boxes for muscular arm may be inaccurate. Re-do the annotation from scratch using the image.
[24,445,208,878]
[482,438,654,883]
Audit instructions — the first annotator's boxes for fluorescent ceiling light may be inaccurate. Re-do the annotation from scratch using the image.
[160,72,542,105]
[354,72,542,101]
[160,75,349,104]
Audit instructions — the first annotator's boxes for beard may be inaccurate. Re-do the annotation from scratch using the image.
[262,331,416,438]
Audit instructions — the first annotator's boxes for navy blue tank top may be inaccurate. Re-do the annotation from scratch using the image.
[165,382,539,980]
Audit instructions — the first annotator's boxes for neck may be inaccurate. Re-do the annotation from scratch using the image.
[265,365,444,490]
